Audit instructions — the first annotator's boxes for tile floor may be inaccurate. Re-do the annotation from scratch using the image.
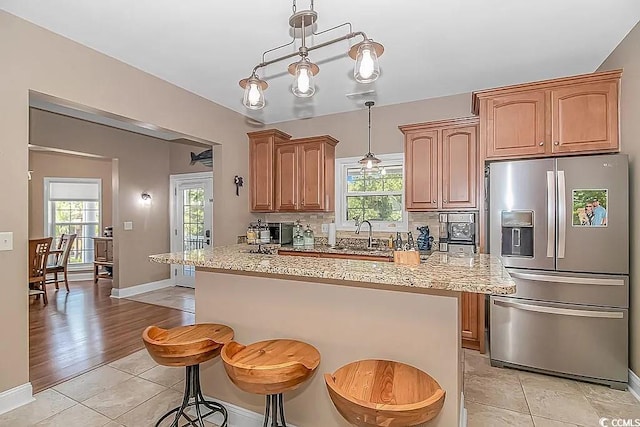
[464,349,640,426]
[0,349,220,426]
[125,285,195,314]
[4,346,638,426]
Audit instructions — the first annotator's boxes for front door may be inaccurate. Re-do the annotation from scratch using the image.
[170,173,213,287]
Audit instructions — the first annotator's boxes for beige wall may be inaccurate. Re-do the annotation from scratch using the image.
[274,94,471,158]
[28,150,113,239]
[29,109,175,288]
[0,11,254,394]
[599,22,640,374]
[170,141,213,175]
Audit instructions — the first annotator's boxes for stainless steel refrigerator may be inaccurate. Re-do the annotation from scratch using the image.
[489,154,629,389]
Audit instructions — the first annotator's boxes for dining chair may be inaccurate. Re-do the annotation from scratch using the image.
[29,237,53,305]
[46,234,77,292]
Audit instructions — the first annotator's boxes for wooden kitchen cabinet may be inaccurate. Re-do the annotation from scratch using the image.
[484,90,546,158]
[442,126,478,209]
[272,135,338,212]
[275,143,298,211]
[403,129,438,210]
[551,81,619,154]
[400,117,479,211]
[248,130,292,212]
[473,69,621,160]
[461,292,485,353]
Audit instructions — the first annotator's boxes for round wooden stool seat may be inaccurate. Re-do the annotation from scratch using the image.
[142,323,234,427]
[324,359,446,427]
[222,339,321,427]
[143,323,234,367]
[221,339,321,395]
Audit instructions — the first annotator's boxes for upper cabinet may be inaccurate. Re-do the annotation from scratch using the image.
[249,130,292,212]
[484,91,546,158]
[249,130,338,213]
[473,69,621,160]
[551,81,619,154]
[400,117,479,211]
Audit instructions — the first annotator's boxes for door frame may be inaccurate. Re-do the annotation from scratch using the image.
[169,171,214,284]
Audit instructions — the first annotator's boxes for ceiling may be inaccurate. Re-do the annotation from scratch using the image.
[2,1,639,124]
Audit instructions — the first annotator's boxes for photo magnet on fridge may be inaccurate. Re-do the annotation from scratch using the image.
[572,189,608,227]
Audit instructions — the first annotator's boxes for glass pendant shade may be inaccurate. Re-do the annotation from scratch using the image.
[292,60,316,98]
[354,41,380,83]
[242,76,266,110]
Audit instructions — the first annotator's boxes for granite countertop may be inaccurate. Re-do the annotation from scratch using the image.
[150,244,515,295]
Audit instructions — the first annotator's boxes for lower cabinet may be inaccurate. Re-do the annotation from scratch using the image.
[462,292,486,353]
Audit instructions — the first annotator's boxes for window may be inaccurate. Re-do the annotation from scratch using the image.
[44,178,101,267]
[335,154,407,232]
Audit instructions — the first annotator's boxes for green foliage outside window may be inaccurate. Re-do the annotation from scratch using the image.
[345,166,403,222]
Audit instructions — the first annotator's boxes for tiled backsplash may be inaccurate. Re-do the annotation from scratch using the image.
[262,211,441,243]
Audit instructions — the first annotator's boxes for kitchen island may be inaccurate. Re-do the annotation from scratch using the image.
[150,245,515,427]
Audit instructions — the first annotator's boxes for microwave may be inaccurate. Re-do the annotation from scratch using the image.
[268,222,294,245]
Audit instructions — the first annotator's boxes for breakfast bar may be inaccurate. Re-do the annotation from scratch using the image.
[150,245,515,427]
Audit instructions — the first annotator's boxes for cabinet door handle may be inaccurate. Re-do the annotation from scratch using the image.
[432,200,437,203]
[539,142,544,146]
[554,141,559,146]
[443,200,448,204]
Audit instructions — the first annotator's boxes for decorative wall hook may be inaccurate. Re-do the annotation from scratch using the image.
[234,176,244,196]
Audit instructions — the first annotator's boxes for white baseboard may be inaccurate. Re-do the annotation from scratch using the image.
[629,369,640,403]
[0,383,34,416]
[460,391,467,427]
[200,396,298,427]
[110,279,174,299]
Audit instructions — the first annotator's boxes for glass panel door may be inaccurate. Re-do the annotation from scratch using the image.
[171,174,213,288]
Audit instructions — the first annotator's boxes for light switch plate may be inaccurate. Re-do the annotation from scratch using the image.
[321,224,329,233]
[123,221,133,231]
[0,232,13,251]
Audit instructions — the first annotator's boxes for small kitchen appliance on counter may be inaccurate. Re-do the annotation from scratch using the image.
[267,222,294,245]
[438,213,476,254]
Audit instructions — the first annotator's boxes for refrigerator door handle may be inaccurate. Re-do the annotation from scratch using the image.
[557,170,566,259]
[493,299,624,319]
[546,171,555,258]
[509,271,625,286]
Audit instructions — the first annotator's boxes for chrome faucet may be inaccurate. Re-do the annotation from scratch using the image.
[354,218,374,249]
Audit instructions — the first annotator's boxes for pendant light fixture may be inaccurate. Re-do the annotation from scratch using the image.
[359,101,381,172]
[239,0,384,109]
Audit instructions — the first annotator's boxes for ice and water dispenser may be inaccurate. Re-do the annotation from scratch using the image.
[501,211,534,257]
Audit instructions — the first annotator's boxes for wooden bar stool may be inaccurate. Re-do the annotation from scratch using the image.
[325,359,446,426]
[221,339,320,427]
[142,323,234,427]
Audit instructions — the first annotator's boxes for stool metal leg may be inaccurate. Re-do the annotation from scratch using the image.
[154,364,228,427]
[262,394,287,427]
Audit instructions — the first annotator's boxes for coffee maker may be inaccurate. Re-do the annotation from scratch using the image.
[438,213,476,254]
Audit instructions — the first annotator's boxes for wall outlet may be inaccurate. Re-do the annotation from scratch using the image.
[0,232,13,251]
[123,221,133,231]
[321,223,329,233]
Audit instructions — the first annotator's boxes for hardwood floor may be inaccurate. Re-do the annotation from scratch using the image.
[29,280,194,393]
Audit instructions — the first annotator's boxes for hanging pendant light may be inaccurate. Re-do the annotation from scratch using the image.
[239,73,268,110]
[288,56,319,98]
[359,101,381,172]
[349,39,384,83]
[238,1,385,109]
